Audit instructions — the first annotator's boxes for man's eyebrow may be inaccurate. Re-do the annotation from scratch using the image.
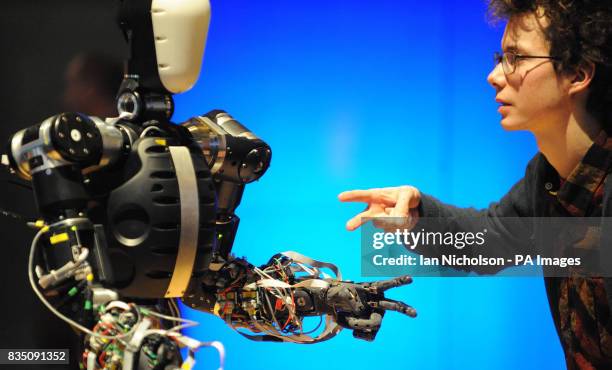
[503,45,520,53]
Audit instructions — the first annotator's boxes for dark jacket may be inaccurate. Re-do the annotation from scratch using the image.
[418,151,612,368]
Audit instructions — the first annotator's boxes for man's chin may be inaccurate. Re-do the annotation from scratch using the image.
[499,117,527,131]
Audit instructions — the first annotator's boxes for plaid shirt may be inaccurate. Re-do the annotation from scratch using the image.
[546,131,612,370]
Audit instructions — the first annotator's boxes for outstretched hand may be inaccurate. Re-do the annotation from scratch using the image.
[338,186,422,232]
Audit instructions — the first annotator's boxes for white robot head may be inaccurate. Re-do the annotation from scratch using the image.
[150,0,211,93]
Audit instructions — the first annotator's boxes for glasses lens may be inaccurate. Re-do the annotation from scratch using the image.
[503,52,515,74]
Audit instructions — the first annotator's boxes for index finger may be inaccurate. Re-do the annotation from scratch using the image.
[338,189,397,205]
[377,299,417,318]
[369,275,413,292]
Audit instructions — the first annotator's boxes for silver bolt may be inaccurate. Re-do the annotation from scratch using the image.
[70,129,82,142]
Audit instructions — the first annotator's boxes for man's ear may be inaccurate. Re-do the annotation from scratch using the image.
[568,62,596,96]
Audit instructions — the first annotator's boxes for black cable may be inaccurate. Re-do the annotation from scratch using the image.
[299,316,324,335]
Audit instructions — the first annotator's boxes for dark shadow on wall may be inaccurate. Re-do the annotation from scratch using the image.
[0,1,126,368]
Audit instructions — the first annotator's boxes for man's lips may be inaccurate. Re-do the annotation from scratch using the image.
[495,98,512,116]
[495,97,511,106]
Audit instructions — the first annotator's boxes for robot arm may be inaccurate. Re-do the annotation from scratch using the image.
[186,251,416,343]
[178,111,417,341]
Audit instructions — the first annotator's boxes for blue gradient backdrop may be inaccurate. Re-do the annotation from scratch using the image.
[174,1,564,369]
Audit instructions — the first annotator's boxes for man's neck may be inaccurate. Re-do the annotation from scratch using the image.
[534,111,601,179]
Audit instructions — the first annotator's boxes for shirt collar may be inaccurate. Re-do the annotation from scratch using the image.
[554,131,612,216]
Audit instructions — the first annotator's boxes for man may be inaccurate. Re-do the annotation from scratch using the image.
[339,1,612,369]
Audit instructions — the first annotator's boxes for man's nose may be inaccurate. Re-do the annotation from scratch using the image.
[487,62,506,91]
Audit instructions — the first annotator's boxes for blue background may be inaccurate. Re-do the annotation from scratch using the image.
[174,0,563,369]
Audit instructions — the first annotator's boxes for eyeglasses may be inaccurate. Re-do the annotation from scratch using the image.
[494,51,559,75]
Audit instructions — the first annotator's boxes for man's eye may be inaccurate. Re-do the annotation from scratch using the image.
[512,55,527,66]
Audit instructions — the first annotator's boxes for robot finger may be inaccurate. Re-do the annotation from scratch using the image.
[376,298,417,317]
[352,328,379,341]
[369,275,413,293]
[345,312,383,332]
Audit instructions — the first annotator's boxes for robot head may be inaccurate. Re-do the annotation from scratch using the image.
[151,0,211,93]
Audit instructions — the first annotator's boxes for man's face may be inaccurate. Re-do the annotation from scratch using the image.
[487,12,571,133]
[62,58,90,112]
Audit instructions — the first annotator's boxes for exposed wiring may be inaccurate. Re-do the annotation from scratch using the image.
[28,228,139,340]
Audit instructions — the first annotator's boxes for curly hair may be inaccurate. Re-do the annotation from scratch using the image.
[488,0,612,127]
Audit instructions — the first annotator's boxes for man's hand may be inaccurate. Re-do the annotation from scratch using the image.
[338,186,422,232]
[325,276,416,341]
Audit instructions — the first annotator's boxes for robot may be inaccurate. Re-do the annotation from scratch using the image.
[4,0,416,369]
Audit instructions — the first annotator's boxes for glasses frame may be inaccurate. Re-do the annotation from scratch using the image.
[494,51,559,75]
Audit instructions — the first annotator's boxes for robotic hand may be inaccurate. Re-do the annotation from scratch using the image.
[3,0,417,368]
[184,250,416,344]
[325,276,417,340]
